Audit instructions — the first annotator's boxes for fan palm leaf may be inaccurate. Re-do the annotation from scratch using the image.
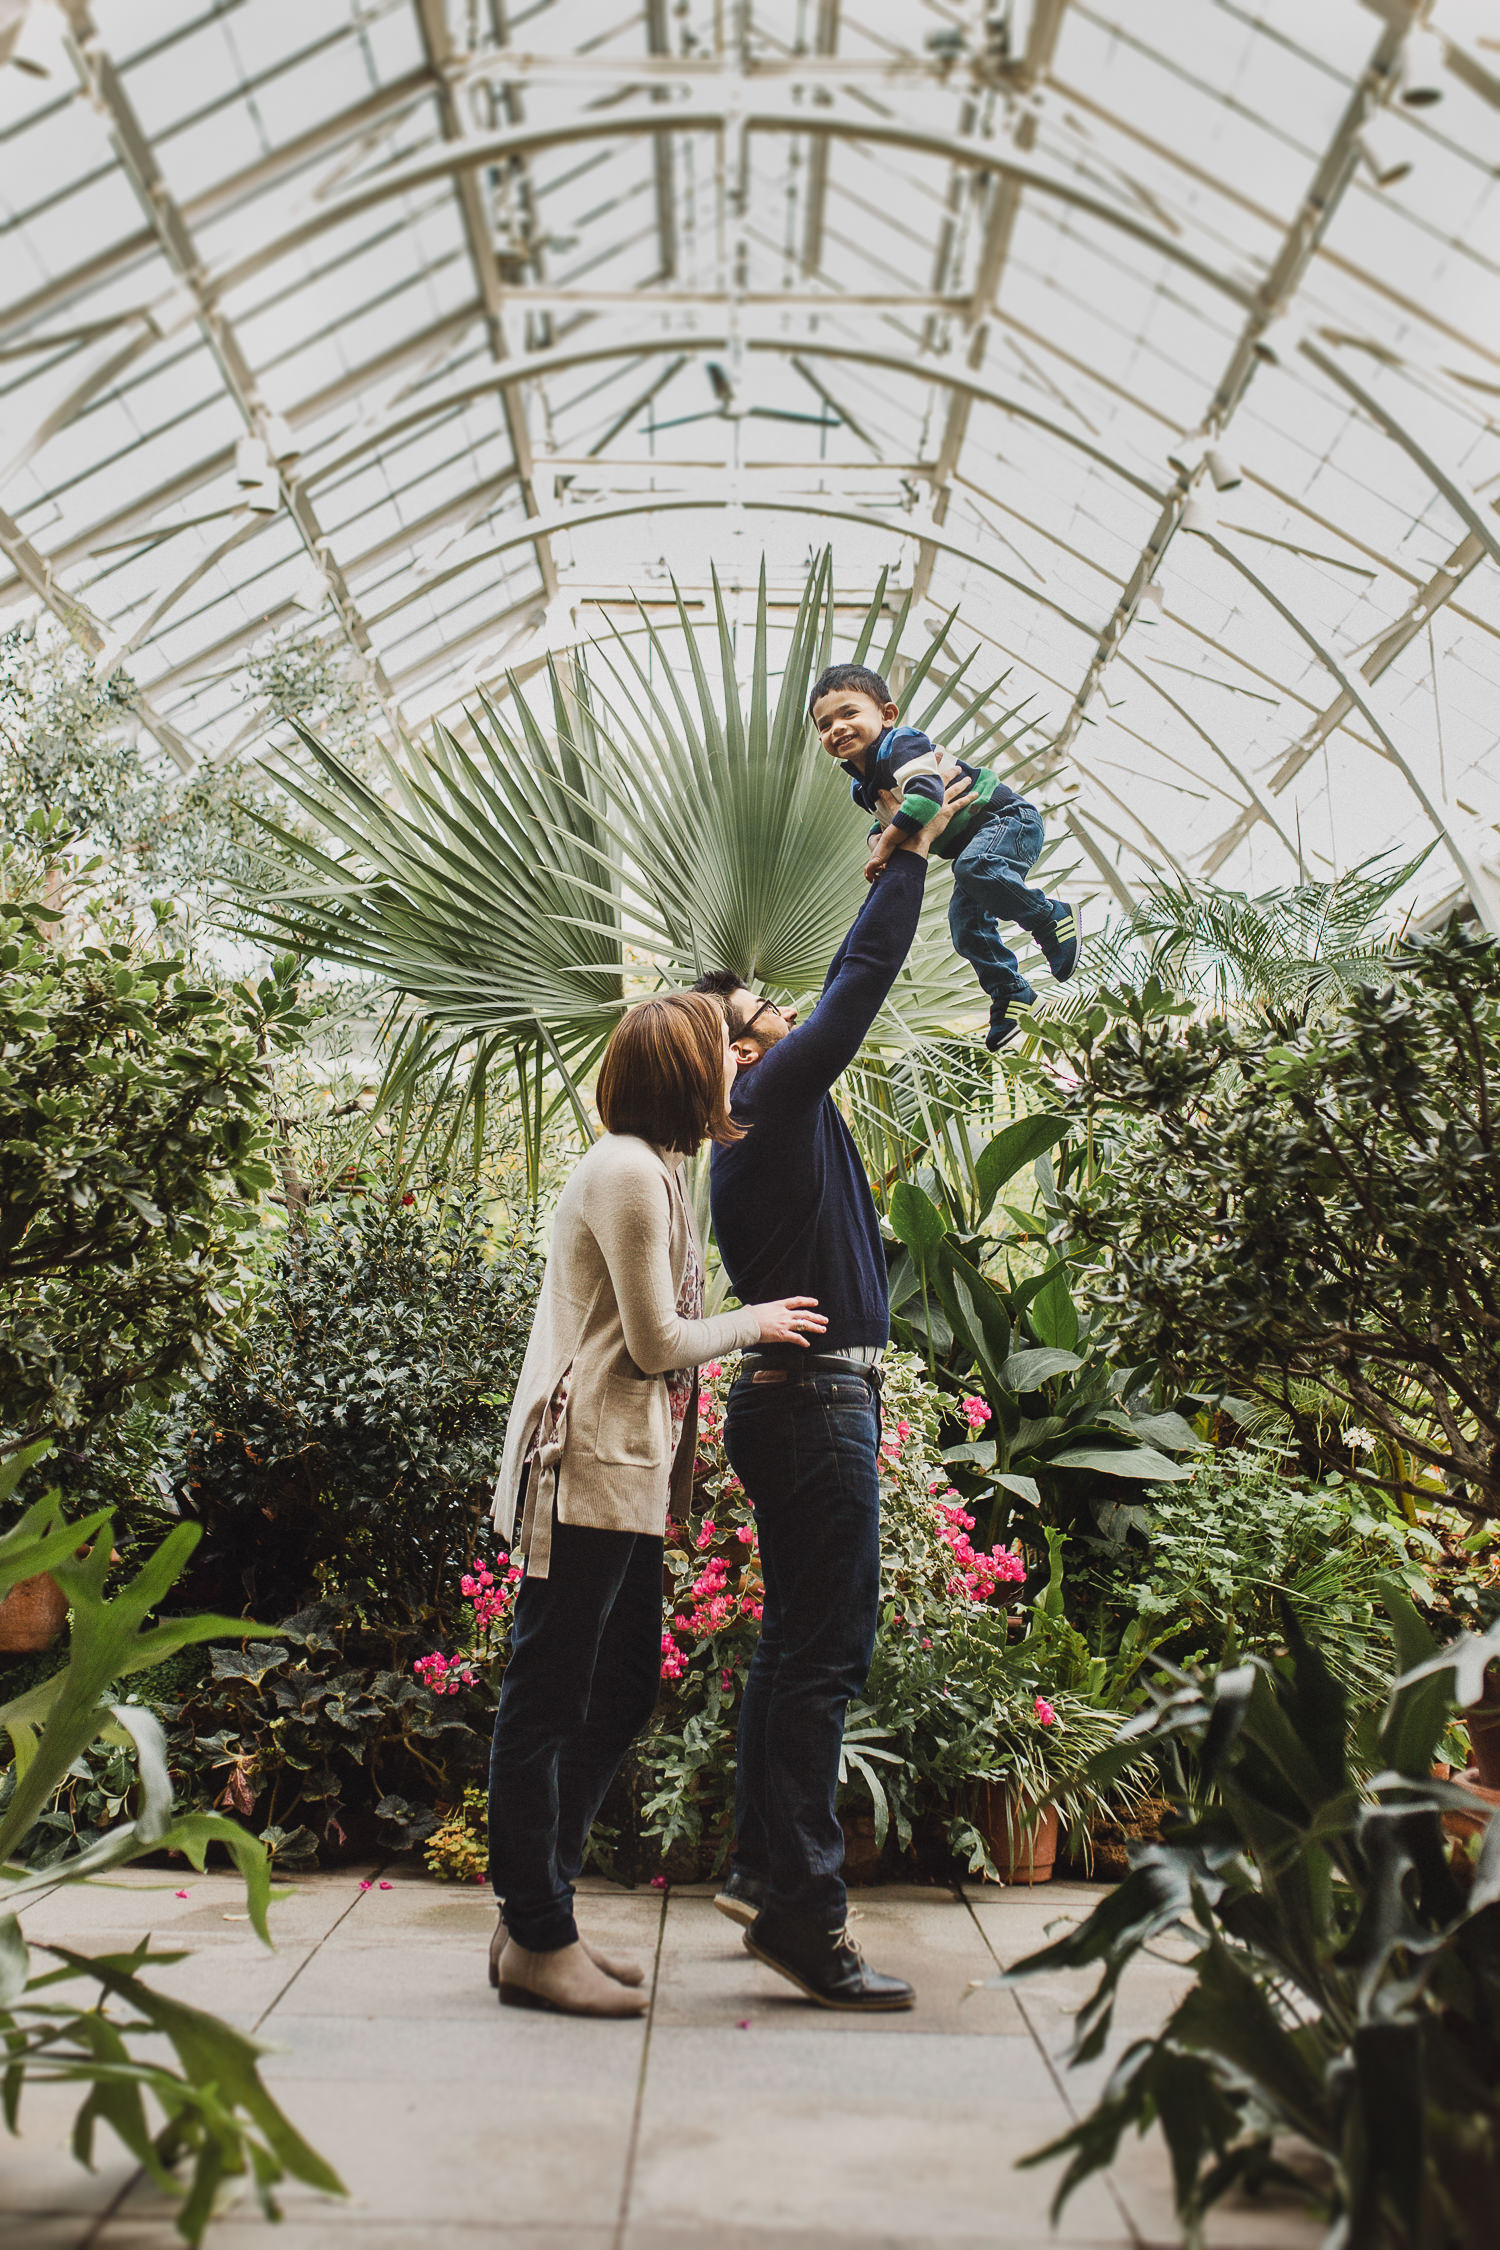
[253,552,1046,1184]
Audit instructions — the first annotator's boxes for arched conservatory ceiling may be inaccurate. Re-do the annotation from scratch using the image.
[3,0,1500,923]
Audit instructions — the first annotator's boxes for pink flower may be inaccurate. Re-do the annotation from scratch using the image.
[736,2018,751,2029]
[961,1394,992,1431]
[698,1390,714,1416]
[1034,1696,1057,1727]
[378,1880,394,1890]
[735,1524,756,1546]
[174,1889,189,1899]
[650,1875,669,1890]
[359,1880,373,1891]
[922,1638,932,1649]
[720,1668,733,1690]
[703,1361,722,1381]
[695,1519,717,1550]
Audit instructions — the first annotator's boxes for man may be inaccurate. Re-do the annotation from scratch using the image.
[692,773,971,2011]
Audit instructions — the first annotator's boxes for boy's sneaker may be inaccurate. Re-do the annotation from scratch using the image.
[986,1015,1021,1054]
[1043,904,1081,983]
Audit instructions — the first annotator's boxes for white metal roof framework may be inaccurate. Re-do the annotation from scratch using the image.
[3,0,1499,923]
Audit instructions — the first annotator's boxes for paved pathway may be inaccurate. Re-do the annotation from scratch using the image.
[6,1869,1322,2250]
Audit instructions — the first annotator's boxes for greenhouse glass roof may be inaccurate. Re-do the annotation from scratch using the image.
[2,0,1499,923]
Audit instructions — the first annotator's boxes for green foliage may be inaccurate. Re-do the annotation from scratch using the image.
[168,1168,542,1631]
[883,1121,1201,1541]
[1056,920,1500,1521]
[156,1606,489,1865]
[0,1448,343,2241]
[253,551,1054,1182]
[1118,1447,1439,1702]
[1057,851,1427,1022]
[1004,1603,1500,2250]
[0,621,381,925]
[0,895,305,1450]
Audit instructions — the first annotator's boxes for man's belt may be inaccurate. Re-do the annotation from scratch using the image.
[738,1344,884,1379]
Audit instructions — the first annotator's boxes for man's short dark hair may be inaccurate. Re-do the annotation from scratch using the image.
[690,968,761,1041]
[807,663,893,718]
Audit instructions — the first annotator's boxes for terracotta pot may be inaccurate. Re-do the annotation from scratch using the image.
[976,1787,1059,1884]
[0,1570,68,1654]
[1462,1664,1500,1791]
[1441,1774,1500,1847]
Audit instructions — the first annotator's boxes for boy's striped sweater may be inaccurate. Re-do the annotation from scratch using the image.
[843,723,1022,860]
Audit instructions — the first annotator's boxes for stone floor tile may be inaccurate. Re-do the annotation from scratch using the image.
[627,2023,1130,2245]
[231,2069,635,2229]
[15,1871,364,1951]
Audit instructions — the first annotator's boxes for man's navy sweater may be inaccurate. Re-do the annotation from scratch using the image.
[709,850,928,1354]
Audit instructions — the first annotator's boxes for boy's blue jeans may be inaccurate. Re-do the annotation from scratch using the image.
[725,1364,882,1929]
[948,802,1059,1019]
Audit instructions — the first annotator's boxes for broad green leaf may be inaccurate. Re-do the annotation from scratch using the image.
[1003,1347,1084,1388]
[1048,1444,1192,1481]
[973,1114,1069,1223]
[1028,1262,1080,1351]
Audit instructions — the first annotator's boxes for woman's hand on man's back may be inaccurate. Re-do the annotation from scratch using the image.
[752,1296,829,1348]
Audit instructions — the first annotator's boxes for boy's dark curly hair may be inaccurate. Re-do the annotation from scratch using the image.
[807,663,893,718]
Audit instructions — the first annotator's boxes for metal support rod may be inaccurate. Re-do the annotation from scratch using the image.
[1189,521,1500,934]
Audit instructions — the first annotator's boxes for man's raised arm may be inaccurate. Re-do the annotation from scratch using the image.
[749,775,973,1114]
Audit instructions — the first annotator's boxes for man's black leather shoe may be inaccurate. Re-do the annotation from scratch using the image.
[713,1868,767,1928]
[745,1911,915,2011]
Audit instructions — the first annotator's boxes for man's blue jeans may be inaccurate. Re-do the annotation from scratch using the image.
[725,1364,882,1927]
[948,802,1059,1018]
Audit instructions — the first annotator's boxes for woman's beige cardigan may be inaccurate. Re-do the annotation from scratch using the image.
[493,1131,761,1577]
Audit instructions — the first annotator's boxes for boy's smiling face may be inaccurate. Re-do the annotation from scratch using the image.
[810,682,898,768]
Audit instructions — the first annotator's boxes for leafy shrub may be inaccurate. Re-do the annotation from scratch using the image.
[0,1447,342,2241]
[1006,1603,1500,2250]
[0,897,303,1450]
[1118,1446,1438,1702]
[168,1176,542,1632]
[1056,924,1500,1522]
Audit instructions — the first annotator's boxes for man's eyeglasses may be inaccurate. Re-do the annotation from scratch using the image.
[736,996,783,1041]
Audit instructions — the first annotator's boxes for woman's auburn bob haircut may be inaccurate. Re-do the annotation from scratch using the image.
[595,990,747,1155]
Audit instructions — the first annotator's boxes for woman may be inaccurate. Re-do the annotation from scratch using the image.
[486,990,826,2018]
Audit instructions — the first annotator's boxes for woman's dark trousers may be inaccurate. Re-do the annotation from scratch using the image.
[724,1364,882,1930]
[487,1511,664,1951]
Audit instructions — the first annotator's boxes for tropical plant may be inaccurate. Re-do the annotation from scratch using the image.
[883,1117,1202,1545]
[1055,920,1500,1523]
[1053,850,1427,1022]
[1004,1600,1500,2250]
[0,1446,342,2241]
[0,892,305,1454]
[253,551,1056,1181]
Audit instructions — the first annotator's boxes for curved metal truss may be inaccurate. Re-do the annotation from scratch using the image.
[3,0,1499,916]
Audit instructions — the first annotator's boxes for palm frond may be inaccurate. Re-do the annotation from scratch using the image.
[251,551,1050,1171]
[1045,847,1433,1025]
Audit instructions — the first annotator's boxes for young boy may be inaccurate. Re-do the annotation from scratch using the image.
[808,663,1079,1051]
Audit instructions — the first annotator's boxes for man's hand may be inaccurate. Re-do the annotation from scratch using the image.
[896,773,976,858]
[864,826,900,883]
